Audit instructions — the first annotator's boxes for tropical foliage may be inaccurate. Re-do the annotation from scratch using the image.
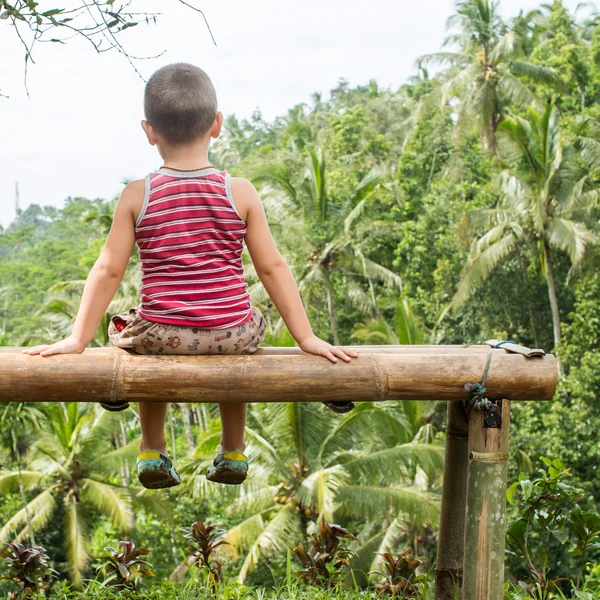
[2,0,600,598]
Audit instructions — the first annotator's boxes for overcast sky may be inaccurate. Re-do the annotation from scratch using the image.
[0,0,582,227]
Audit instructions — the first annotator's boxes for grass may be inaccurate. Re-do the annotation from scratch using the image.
[46,579,392,599]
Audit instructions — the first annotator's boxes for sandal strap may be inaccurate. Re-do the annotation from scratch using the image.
[222,451,246,461]
[137,450,171,464]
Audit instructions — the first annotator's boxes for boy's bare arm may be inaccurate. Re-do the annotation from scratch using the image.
[233,178,358,364]
[23,180,142,356]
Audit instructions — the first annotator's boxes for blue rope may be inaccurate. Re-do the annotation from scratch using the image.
[464,350,495,412]
[464,340,516,414]
[493,340,517,349]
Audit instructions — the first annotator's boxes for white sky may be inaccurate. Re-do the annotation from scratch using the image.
[0,0,582,227]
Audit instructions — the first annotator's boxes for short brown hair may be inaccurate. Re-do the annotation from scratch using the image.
[144,63,218,145]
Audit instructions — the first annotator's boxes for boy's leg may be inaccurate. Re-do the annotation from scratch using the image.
[218,402,247,453]
[139,402,168,453]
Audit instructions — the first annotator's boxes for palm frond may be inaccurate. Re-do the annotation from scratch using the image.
[80,478,134,533]
[226,513,267,561]
[297,465,350,521]
[65,498,89,588]
[510,61,566,91]
[498,72,540,109]
[0,470,45,494]
[359,256,403,289]
[344,444,445,484]
[88,440,141,475]
[228,485,279,517]
[452,230,518,310]
[417,51,471,69]
[0,488,57,543]
[336,485,440,525]
[547,218,597,265]
[351,320,398,345]
[318,404,412,466]
[236,504,301,583]
[134,489,174,521]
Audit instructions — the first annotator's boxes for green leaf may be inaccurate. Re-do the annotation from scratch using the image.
[550,528,569,544]
[507,481,520,504]
[42,8,63,16]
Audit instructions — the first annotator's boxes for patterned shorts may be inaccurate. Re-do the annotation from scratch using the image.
[108,307,266,356]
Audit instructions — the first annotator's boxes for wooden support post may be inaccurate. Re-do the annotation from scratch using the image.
[462,400,511,600]
[435,401,469,599]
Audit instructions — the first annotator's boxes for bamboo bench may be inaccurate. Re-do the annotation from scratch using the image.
[0,344,557,600]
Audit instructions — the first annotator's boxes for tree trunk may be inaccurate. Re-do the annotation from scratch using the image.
[542,240,563,376]
[18,462,36,546]
[119,421,130,488]
[463,400,510,600]
[435,402,469,599]
[179,403,196,453]
[323,272,340,345]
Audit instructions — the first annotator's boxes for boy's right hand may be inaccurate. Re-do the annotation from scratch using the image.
[22,335,86,357]
[299,334,359,364]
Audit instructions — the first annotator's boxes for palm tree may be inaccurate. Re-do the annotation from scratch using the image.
[0,402,45,546]
[418,0,564,152]
[180,400,443,583]
[255,147,402,344]
[0,403,144,586]
[453,103,598,373]
[352,296,448,345]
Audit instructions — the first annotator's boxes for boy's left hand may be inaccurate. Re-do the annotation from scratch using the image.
[22,335,86,357]
[299,334,359,364]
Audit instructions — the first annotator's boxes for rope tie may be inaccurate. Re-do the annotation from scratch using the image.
[464,350,494,414]
[462,340,516,425]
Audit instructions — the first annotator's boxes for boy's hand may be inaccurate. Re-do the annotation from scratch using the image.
[22,335,86,357]
[299,334,359,364]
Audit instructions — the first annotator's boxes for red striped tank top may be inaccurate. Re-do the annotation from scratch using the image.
[135,167,253,329]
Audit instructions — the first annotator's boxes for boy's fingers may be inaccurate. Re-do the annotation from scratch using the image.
[323,349,338,363]
[24,345,50,355]
[333,348,352,363]
[40,347,60,357]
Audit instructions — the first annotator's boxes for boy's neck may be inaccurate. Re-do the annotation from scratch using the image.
[159,139,212,171]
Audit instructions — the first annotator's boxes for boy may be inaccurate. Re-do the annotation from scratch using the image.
[23,63,358,489]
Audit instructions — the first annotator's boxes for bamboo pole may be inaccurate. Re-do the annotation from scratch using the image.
[0,348,556,404]
[462,400,511,600]
[435,402,469,600]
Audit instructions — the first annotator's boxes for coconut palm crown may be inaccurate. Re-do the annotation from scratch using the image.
[0,403,144,586]
[419,0,565,152]
[453,102,598,372]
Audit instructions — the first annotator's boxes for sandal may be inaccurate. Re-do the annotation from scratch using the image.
[100,401,130,412]
[206,451,248,485]
[323,401,355,414]
[136,450,181,489]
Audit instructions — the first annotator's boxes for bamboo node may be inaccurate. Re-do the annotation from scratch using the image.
[469,451,508,463]
[446,427,469,440]
[370,355,389,400]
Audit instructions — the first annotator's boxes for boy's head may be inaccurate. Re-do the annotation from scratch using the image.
[143,63,220,146]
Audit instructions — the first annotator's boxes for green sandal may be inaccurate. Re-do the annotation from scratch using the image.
[206,451,248,485]
[136,450,181,490]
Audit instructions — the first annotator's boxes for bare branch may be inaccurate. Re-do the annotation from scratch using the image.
[1,0,217,95]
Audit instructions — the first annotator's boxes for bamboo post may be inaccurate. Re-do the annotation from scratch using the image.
[435,401,469,600]
[462,399,511,599]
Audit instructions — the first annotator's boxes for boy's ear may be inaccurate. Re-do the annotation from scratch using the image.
[141,120,158,146]
[210,112,224,139]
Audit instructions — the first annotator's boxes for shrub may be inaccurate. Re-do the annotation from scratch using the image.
[97,540,154,591]
[0,542,56,599]
[181,521,232,587]
[292,518,356,588]
[371,550,425,597]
